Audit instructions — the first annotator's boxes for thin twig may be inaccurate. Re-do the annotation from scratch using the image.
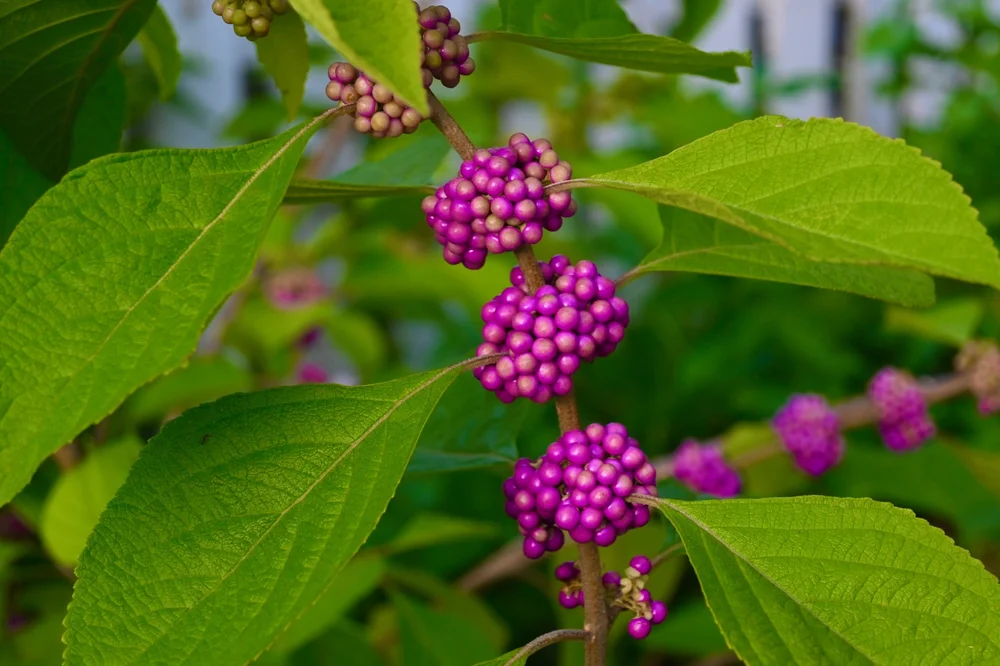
[427,92,475,160]
[459,369,979,593]
[458,539,526,592]
[514,245,546,292]
[651,370,975,477]
[500,629,588,666]
[651,542,684,569]
[52,443,80,472]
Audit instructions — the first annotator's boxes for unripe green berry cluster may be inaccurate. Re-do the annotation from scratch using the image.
[211,0,290,41]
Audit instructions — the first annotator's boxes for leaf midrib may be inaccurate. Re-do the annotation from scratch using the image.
[598,177,985,276]
[662,498,878,665]
[19,111,332,431]
[122,364,459,664]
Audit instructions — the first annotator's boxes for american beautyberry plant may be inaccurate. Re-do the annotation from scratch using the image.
[2,1,1000,665]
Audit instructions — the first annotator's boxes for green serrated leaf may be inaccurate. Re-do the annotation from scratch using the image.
[69,62,126,170]
[650,495,1000,665]
[409,373,524,474]
[256,11,309,120]
[629,205,936,307]
[65,366,463,665]
[288,0,427,114]
[125,356,253,424]
[137,4,181,101]
[590,116,1000,288]
[671,0,725,43]
[381,513,498,555]
[0,131,51,247]
[0,112,333,508]
[284,133,450,203]
[385,568,508,651]
[822,442,1000,541]
[281,619,384,666]
[644,598,729,656]
[1,58,126,247]
[884,297,984,346]
[499,0,637,38]
[393,592,496,666]
[263,555,385,658]
[0,0,157,179]
[471,31,751,83]
[945,443,1000,504]
[39,437,141,567]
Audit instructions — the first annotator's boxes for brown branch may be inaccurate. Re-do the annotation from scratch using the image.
[514,245,546,292]
[516,238,607,662]
[652,370,975,478]
[427,87,610,664]
[428,92,475,160]
[459,370,978,593]
[52,442,80,472]
[500,629,588,666]
[458,539,527,592]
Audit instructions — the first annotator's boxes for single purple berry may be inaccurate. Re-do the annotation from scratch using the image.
[602,571,621,587]
[650,600,668,624]
[630,555,652,576]
[558,589,580,609]
[554,560,578,582]
[628,617,651,640]
[523,538,545,560]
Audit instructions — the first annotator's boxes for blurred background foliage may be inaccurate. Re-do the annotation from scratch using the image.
[4,1,1000,664]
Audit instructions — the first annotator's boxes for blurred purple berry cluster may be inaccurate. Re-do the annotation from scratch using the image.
[671,439,741,498]
[416,4,475,87]
[957,341,1000,414]
[555,556,668,640]
[502,424,656,558]
[326,63,425,138]
[264,268,328,311]
[473,256,629,403]
[423,134,576,269]
[772,394,844,476]
[867,367,935,451]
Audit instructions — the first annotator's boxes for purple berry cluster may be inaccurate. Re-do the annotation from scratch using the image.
[502,424,656,558]
[554,560,584,608]
[957,341,1000,415]
[671,439,741,498]
[422,134,576,269]
[867,367,935,451]
[326,63,425,138]
[556,556,668,640]
[772,394,845,476]
[473,256,629,403]
[417,4,475,88]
